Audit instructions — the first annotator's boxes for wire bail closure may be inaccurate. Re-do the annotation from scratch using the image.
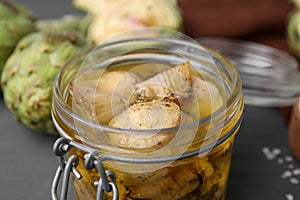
[51,137,119,200]
[84,151,119,200]
[51,114,242,199]
[51,138,82,200]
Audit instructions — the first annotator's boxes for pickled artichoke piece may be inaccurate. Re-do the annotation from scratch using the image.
[70,69,141,123]
[72,88,126,124]
[73,178,96,200]
[108,101,181,149]
[181,111,195,124]
[194,158,214,181]
[109,101,181,129]
[134,61,192,103]
[119,167,169,186]
[73,0,183,43]
[182,75,224,119]
[97,70,141,103]
[128,165,200,200]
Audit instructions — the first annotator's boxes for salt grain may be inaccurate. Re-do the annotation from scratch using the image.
[293,168,300,176]
[285,156,294,162]
[262,147,284,160]
[281,170,292,179]
[289,177,299,184]
[277,158,284,164]
[285,193,294,200]
[262,146,299,198]
[273,148,282,155]
[262,147,270,156]
[262,147,277,160]
[262,147,270,153]
[266,154,276,160]
[288,164,295,170]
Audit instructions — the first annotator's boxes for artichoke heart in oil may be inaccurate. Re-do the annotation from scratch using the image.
[70,61,224,149]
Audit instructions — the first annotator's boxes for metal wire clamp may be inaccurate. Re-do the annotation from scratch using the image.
[51,137,118,200]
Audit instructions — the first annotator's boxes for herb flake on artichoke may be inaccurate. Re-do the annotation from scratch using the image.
[1,31,90,134]
[0,0,36,77]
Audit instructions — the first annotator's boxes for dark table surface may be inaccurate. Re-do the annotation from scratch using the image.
[2,97,300,200]
[1,1,300,200]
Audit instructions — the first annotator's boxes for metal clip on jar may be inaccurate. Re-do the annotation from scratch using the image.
[51,34,244,200]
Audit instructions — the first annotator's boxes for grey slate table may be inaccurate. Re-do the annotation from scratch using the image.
[1,1,300,199]
[2,97,300,200]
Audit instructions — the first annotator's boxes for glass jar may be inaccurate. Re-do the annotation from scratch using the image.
[51,34,244,200]
[197,37,300,107]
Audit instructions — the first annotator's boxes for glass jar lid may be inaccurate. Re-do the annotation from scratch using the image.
[197,37,300,107]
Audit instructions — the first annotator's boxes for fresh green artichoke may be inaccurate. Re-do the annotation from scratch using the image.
[1,31,90,134]
[37,14,92,37]
[73,0,183,43]
[0,1,36,77]
[287,8,300,58]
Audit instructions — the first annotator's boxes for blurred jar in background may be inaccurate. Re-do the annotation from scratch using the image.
[178,0,297,123]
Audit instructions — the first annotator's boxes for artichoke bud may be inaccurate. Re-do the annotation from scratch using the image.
[287,10,299,55]
[287,0,300,58]
[0,1,35,78]
[1,31,90,134]
[73,0,183,43]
